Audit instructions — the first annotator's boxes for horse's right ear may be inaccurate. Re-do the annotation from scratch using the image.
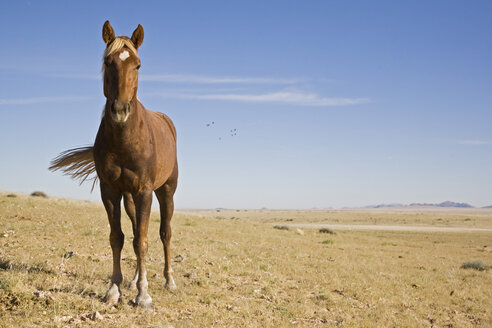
[102,20,115,45]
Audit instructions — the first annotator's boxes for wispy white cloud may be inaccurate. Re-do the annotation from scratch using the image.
[49,73,100,80]
[155,91,371,107]
[0,96,90,105]
[49,72,369,107]
[459,140,492,145]
[53,72,303,85]
[140,74,303,85]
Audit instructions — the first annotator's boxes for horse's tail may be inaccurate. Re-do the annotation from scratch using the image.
[49,146,98,191]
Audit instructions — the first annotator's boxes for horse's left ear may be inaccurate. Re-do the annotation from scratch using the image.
[131,24,144,49]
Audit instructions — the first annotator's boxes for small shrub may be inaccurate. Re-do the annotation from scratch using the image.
[30,191,47,198]
[321,239,334,245]
[0,277,14,292]
[6,194,17,198]
[183,219,197,226]
[461,260,490,271]
[199,295,212,305]
[273,225,290,231]
[315,294,330,301]
[319,228,336,234]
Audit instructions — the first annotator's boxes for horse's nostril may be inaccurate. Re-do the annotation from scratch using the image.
[110,100,131,123]
[112,101,130,113]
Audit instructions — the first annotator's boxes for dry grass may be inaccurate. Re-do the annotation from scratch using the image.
[0,192,491,327]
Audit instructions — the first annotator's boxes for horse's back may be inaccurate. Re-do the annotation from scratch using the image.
[149,110,177,143]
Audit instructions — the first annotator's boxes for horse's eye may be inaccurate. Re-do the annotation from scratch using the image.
[136,64,141,70]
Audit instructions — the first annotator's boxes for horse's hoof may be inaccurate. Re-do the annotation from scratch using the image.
[165,276,177,290]
[165,281,177,291]
[133,294,152,309]
[128,281,137,291]
[104,284,121,306]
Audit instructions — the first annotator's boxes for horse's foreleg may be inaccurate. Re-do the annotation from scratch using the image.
[123,192,139,290]
[156,181,177,290]
[132,189,153,309]
[101,183,123,307]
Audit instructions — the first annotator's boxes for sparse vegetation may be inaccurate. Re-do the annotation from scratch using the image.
[0,193,491,327]
[461,260,491,271]
[180,208,492,229]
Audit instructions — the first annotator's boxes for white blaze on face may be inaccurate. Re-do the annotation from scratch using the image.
[119,50,130,61]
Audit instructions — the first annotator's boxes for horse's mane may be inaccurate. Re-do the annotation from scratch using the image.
[102,37,138,73]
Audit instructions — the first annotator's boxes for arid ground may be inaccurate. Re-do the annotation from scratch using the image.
[0,192,491,327]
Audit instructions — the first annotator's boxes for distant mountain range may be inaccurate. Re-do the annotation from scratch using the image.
[365,201,491,209]
[410,201,474,208]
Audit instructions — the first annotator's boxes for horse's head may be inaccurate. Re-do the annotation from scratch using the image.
[102,20,143,124]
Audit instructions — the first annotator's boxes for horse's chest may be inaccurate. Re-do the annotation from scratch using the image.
[100,154,146,191]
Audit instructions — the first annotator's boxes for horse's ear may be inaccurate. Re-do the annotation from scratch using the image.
[102,20,115,45]
[131,24,144,49]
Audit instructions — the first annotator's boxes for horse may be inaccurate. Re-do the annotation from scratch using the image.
[49,20,178,309]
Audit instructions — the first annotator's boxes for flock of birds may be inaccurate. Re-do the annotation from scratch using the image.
[205,121,238,140]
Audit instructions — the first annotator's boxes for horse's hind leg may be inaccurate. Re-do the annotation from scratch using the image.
[101,183,123,307]
[123,192,139,290]
[155,177,178,290]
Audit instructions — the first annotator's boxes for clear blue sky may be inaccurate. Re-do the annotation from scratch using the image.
[1,1,491,208]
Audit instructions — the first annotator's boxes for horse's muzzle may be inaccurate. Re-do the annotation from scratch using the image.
[110,100,130,123]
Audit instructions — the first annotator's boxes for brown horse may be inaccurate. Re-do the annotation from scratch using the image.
[50,21,178,309]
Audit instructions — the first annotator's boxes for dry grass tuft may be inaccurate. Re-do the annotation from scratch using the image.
[319,227,336,234]
[273,225,290,230]
[461,260,491,271]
